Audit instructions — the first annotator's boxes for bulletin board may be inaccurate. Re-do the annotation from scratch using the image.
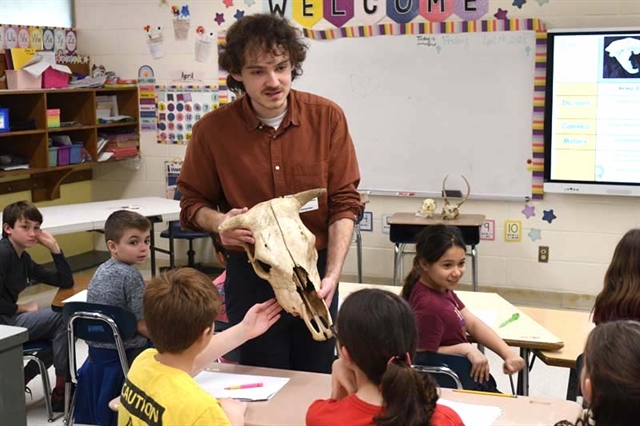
[156,86,219,144]
[295,19,547,201]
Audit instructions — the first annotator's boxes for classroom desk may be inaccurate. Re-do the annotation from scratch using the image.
[339,282,564,396]
[388,213,485,289]
[0,325,29,426]
[204,363,582,426]
[51,275,91,312]
[0,197,180,277]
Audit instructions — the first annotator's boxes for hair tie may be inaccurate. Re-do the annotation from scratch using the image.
[386,352,412,369]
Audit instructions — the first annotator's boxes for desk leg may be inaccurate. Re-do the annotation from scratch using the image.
[169,222,175,269]
[355,227,363,283]
[393,243,401,286]
[566,367,578,401]
[517,348,530,396]
[471,245,478,292]
[150,222,157,278]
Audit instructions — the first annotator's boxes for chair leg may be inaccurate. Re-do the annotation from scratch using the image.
[63,385,76,426]
[187,239,196,268]
[23,354,63,422]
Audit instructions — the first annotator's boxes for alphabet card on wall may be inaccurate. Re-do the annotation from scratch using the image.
[155,86,219,144]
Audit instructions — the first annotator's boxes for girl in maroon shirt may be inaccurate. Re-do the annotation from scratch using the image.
[592,228,640,325]
[401,225,525,390]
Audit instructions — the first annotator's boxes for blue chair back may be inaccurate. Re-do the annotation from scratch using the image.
[63,302,137,344]
[413,351,476,389]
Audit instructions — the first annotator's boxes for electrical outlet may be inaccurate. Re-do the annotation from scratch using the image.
[538,246,549,263]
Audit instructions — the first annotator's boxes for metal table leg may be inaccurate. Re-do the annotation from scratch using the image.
[517,348,530,396]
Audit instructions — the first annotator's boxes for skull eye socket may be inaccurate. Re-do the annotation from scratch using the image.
[256,260,272,274]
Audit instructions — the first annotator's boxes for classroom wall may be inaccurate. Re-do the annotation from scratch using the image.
[75,0,640,300]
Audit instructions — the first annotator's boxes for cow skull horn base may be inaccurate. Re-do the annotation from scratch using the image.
[218,188,333,341]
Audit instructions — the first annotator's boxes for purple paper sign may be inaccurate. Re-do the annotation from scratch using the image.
[323,0,354,28]
[386,0,419,24]
[454,0,488,21]
[419,0,454,22]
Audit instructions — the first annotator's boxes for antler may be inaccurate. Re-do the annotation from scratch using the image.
[442,174,471,207]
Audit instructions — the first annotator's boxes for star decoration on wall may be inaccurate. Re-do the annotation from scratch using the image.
[513,0,527,8]
[223,0,234,7]
[542,209,557,224]
[214,13,225,26]
[244,0,256,6]
[522,204,536,219]
[436,45,442,54]
[494,8,508,19]
[536,0,549,5]
[234,9,245,20]
[528,228,542,242]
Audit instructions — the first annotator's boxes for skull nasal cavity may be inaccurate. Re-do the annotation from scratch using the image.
[257,260,272,273]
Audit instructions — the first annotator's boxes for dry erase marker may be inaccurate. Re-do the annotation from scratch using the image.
[453,389,517,398]
[224,382,264,390]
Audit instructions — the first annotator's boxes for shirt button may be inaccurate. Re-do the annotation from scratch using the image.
[275,166,280,171]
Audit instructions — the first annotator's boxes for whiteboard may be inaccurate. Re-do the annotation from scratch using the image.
[294,31,536,200]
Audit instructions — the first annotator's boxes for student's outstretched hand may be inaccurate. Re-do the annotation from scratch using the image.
[219,398,247,426]
[36,230,61,254]
[331,358,357,400]
[240,299,282,340]
[503,355,526,375]
[466,347,491,383]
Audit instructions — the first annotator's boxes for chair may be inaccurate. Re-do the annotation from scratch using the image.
[23,340,62,422]
[412,365,463,389]
[63,302,137,426]
[159,189,211,268]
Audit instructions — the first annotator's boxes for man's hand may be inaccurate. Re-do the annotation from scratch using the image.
[330,358,356,400]
[239,299,282,341]
[503,355,526,375]
[16,301,39,313]
[317,276,338,308]
[466,346,490,383]
[36,231,61,254]
[217,208,255,247]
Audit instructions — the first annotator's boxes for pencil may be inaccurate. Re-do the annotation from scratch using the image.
[453,389,517,398]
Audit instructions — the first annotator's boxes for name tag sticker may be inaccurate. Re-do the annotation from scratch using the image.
[285,195,319,213]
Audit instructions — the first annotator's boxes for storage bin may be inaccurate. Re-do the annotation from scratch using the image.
[70,144,83,164]
[6,70,42,90]
[42,68,69,89]
[49,147,59,167]
[57,146,71,166]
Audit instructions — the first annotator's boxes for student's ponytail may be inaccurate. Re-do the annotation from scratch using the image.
[374,357,438,426]
[400,257,421,301]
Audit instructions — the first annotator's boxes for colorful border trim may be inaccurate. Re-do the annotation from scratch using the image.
[302,18,546,200]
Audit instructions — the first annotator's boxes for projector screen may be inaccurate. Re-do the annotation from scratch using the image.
[544,28,640,196]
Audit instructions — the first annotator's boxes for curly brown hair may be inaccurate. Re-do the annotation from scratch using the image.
[219,13,307,95]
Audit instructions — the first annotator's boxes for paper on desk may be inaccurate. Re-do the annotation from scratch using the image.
[194,371,289,402]
[438,398,502,426]
[21,52,71,78]
[62,289,88,304]
[473,310,498,328]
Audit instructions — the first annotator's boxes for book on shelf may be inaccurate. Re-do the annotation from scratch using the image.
[105,146,138,158]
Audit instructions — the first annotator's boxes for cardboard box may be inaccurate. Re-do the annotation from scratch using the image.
[42,68,69,89]
[47,109,61,128]
[6,70,43,90]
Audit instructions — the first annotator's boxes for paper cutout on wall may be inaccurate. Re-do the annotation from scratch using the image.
[263,0,293,19]
[354,0,386,25]
[494,8,508,20]
[4,26,17,48]
[223,0,234,7]
[0,26,5,49]
[419,0,454,22]
[165,160,183,199]
[29,27,43,50]
[454,0,488,21]
[138,75,157,132]
[542,209,557,223]
[65,29,77,55]
[171,5,191,40]
[522,203,536,219]
[42,28,55,51]
[386,0,419,24]
[294,0,322,28]
[513,0,527,9]
[323,0,354,28]
[505,220,522,242]
[144,26,164,59]
[528,228,541,242]
[537,0,550,5]
[156,86,219,144]
[234,10,245,20]
[17,27,30,48]
[195,26,215,62]
[54,28,66,55]
[215,13,226,25]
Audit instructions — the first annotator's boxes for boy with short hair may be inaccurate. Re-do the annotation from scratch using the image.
[119,268,282,426]
[0,200,74,411]
[76,210,153,425]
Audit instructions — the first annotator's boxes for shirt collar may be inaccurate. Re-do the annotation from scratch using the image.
[242,89,301,131]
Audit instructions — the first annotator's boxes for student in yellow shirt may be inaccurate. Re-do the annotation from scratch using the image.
[118,268,282,426]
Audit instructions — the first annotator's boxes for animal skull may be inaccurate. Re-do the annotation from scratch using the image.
[417,199,437,218]
[218,188,333,341]
[441,175,471,220]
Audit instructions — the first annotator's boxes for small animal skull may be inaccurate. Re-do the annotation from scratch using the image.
[441,175,471,220]
[218,188,333,341]
[417,199,437,218]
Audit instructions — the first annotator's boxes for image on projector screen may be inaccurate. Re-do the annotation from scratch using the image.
[602,36,640,79]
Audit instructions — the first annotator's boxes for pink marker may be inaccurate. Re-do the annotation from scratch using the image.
[224,382,264,390]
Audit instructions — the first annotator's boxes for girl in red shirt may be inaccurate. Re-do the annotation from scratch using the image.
[401,225,525,390]
[306,288,464,426]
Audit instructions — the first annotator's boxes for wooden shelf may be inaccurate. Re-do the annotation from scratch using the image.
[0,87,139,200]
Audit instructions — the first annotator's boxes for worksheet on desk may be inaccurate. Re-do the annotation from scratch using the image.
[194,371,290,401]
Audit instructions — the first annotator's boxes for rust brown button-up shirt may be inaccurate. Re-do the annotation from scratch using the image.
[177,89,363,250]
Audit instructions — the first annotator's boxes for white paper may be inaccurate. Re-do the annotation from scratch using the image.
[473,310,498,328]
[21,52,71,78]
[194,371,289,401]
[438,398,502,426]
[62,289,88,304]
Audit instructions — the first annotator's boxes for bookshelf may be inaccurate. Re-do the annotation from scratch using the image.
[0,87,139,201]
